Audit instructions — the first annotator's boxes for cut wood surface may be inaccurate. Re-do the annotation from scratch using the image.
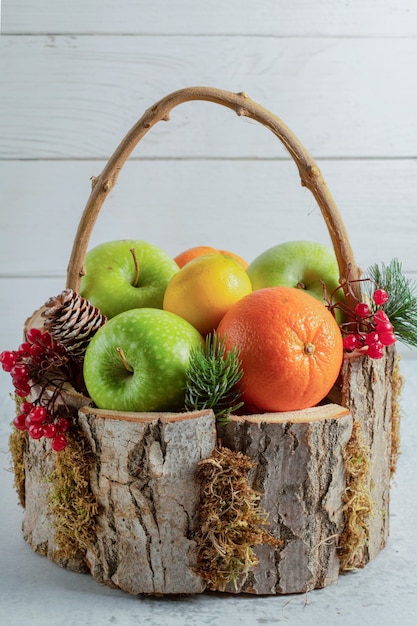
[218,403,353,594]
[78,407,217,595]
[237,403,351,423]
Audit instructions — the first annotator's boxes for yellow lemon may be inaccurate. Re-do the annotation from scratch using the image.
[163,254,252,336]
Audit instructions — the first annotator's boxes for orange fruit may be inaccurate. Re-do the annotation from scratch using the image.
[174,245,249,270]
[163,254,252,336]
[217,286,343,412]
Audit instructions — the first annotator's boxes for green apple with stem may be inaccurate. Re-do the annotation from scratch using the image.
[83,308,204,412]
[80,240,179,319]
[247,240,344,319]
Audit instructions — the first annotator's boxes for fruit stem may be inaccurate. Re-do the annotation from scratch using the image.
[116,347,134,372]
[304,342,315,356]
[130,247,140,287]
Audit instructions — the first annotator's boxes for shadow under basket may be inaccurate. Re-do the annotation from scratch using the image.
[9,87,403,596]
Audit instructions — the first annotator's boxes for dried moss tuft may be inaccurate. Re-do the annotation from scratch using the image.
[339,419,373,571]
[194,445,281,591]
[8,428,29,508]
[48,428,98,562]
[390,355,404,476]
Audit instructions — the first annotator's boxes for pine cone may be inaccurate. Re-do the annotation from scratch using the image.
[42,289,107,362]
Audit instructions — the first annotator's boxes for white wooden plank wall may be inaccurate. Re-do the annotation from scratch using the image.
[1,1,416,357]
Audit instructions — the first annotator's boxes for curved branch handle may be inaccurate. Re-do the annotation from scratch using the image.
[66,86,360,304]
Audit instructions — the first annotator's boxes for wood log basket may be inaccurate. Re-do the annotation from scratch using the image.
[9,87,402,596]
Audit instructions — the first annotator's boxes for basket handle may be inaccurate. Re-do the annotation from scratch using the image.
[66,86,361,305]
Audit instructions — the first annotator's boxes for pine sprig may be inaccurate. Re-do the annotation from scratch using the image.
[365,258,417,348]
[184,332,244,423]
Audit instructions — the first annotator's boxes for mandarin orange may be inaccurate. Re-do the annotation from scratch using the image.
[216,286,343,412]
[174,245,248,270]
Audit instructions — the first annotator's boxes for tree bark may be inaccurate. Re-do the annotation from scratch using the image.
[218,403,353,594]
[340,345,397,568]
[17,351,397,595]
[21,386,92,573]
[78,407,216,595]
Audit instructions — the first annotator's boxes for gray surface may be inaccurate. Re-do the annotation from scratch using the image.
[0,358,416,626]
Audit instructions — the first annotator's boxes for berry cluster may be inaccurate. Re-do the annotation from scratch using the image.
[12,401,69,451]
[341,288,397,359]
[0,328,73,451]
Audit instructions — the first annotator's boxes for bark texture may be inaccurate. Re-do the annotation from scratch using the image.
[17,350,397,595]
[78,407,216,595]
[22,438,64,562]
[21,386,92,572]
[218,404,353,594]
[341,345,397,566]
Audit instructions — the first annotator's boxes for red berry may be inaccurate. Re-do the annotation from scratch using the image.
[55,417,70,433]
[0,350,17,372]
[367,342,384,359]
[29,406,47,423]
[354,302,370,318]
[365,332,379,346]
[29,343,44,359]
[373,289,389,306]
[39,332,53,348]
[28,423,44,440]
[374,310,390,324]
[51,435,67,451]
[11,364,30,383]
[343,334,360,351]
[18,342,31,355]
[54,343,68,357]
[19,401,33,415]
[15,383,31,398]
[26,328,42,343]
[379,331,397,347]
[43,423,57,438]
[13,414,28,431]
[375,320,393,334]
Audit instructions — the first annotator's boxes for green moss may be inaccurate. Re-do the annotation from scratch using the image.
[339,419,374,571]
[48,429,98,562]
[194,446,281,591]
[9,428,28,508]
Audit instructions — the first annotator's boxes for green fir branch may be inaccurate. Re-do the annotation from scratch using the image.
[184,331,244,423]
[365,258,417,348]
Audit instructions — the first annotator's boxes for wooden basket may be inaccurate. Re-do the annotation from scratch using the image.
[11,87,401,596]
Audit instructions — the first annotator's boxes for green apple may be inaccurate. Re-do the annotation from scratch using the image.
[83,308,204,412]
[247,240,344,314]
[80,240,179,319]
